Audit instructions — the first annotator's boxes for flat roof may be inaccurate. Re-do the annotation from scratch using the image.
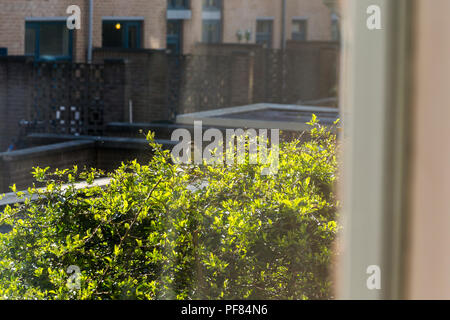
[176,103,339,131]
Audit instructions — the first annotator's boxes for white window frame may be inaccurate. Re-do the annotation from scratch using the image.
[337,0,412,299]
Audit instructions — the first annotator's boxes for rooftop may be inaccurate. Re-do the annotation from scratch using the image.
[176,103,339,131]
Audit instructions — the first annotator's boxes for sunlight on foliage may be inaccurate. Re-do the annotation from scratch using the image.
[0,117,339,300]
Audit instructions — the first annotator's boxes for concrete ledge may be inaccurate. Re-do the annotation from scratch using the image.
[93,47,166,55]
[0,140,95,161]
[0,140,97,193]
[0,177,111,207]
[106,122,225,139]
[26,133,177,150]
[0,134,176,194]
[202,11,221,20]
[167,9,192,20]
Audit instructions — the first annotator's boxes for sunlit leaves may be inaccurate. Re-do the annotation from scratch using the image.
[0,118,339,300]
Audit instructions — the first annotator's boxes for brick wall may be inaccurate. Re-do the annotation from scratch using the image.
[93,48,170,122]
[0,134,174,193]
[0,0,335,59]
[285,0,334,42]
[92,0,167,50]
[285,40,340,102]
[175,44,258,114]
[0,57,129,151]
[103,59,129,124]
[0,56,33,151]
[180,0,334,54]
[0,0,87,62]
[0,0,166,63]
[0,140,96,192]
[0,41,338,152]
[230,51,254,107]
[181,0,203,54]
[180,42,339,112]
[222,0,333,49]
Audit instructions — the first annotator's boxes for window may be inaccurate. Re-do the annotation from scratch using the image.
[292,19,308,41]
[331,14,340,42]
[256,20,273,48]
[167,20,183,55]
[4,1,347,302]
[168,0,190,9]
[202,20,221,43]
[203,0,221,10]
[102,20,142,49]
[25,21,73,61]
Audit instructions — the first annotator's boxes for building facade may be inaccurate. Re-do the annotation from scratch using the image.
[223,0,335,48]
[169,0,337,54]
[0,0,166,62]
[0,0,336,62]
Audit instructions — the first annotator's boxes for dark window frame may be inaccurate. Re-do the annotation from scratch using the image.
[331,14,340,42]
[203,0,221,11]
[168,0,190,10]
[102,20,143,49]
[202,19,222,44]
[167,20,183,55]
[25,21,73,61]
[256,19,273,49]
[292,19,308,41]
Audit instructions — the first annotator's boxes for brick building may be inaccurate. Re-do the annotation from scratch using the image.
[170,0,337,54]
[223,0,336,48]
[0,0,337,61]
[0,0,166,62]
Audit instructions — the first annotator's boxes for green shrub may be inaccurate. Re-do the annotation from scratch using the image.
[0,118,339,300]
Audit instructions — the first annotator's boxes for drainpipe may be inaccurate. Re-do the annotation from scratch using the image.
[87,0,93,63]
[281,0,286,50]
[281,0,287,99]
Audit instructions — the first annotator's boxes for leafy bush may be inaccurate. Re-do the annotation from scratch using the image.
[0,118,339,300]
